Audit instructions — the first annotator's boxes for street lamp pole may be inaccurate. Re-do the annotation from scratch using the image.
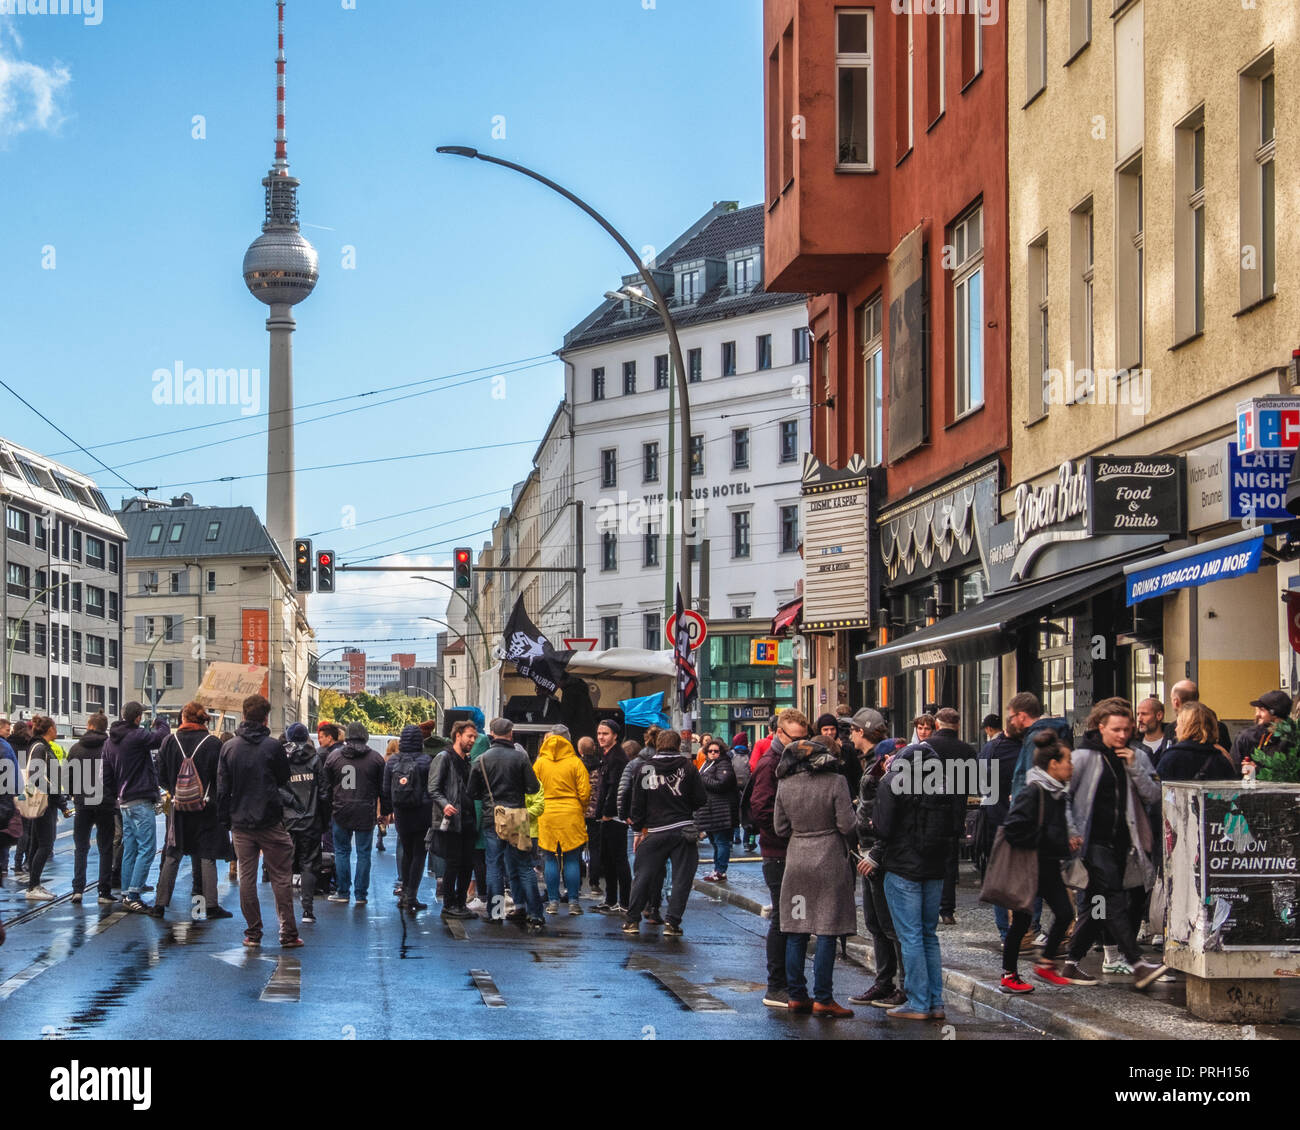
[419,615,482,689]
[4,578,71,713]
[414,575,494,673]
[435,146,694,615]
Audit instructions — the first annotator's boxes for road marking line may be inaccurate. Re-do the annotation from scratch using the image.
[0,911,129,1001]
[261,956,302,1003]
[445,917,468,940]
[469,968,506,1007]
[626,953,735,1012]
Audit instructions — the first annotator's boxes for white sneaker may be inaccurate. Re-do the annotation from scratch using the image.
[1151,934,1164,947]
[1034,932,1048,947]
[1157,971,1177,983]
[1102,959,1134,974]
[466,898,486,912]
[25,885,55,901]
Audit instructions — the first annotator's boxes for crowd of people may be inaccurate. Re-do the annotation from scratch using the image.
[0,678,1285,1021]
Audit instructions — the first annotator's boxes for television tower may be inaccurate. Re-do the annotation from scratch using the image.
[243,1,318,567]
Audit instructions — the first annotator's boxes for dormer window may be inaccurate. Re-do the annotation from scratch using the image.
[726,246,762,296]
[679,269,701,305]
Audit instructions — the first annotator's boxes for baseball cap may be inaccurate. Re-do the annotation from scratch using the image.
[851,707,886,733]
[1250,690,1292,718]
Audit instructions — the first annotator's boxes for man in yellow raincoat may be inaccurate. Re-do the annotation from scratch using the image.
[533,734,591,915]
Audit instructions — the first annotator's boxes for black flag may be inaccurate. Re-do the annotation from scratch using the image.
[502,596,572,698]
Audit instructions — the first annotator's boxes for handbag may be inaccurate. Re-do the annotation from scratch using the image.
[15,749,49,820]
[477,754,531,851]
[978,787,1043,914]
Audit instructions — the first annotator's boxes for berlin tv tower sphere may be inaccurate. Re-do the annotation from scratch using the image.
[243,224,319,307]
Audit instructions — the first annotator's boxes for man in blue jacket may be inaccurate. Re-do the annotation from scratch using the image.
[106,702,170,912]
[1007,692,1073,799]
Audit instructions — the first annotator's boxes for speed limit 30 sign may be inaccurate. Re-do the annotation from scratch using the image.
[666,610,708,650]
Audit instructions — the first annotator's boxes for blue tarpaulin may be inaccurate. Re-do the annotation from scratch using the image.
[619,692,671,729]
[1125,531,1266,606]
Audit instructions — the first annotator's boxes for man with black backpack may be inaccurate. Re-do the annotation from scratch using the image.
[384,724,437,912]
[284,722,330,924]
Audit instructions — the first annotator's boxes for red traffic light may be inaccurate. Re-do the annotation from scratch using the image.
[319,553,331,566]
[456,550,470,564]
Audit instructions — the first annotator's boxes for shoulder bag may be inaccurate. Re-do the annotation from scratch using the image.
[478,753,531,851]
[978,786,1043,914]
[15,747,49,820]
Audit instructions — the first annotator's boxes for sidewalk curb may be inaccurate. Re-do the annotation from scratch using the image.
[691,877,1151,1040]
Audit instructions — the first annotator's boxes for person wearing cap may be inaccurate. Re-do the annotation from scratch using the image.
[284,721,331,922]
[1230,690,1293,771]
[846,710,906,1008]
[323,721,386,906]
[154,702,233,920]
[816,711,861,802]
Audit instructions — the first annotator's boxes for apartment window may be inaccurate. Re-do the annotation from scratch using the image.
[169,570,188,595]
[951,205,985,417]
[860,296,884,465]
[600,448,618,490]
[690,434,705,477]
[61,575,71,612]
[643,529,660,568]
[108,544,119,574]
[108,591,119,621]
[205,521,221,541]
[86,635,105,666]
[6,507,29,543]
[71,683,81,713]
[35,623,47,657]
[9,675,29,709]
[900,5,915,154]
[722,341,737,377]
[207,570,217,593]
[86,685,105,713]
[962,4,984,84]
[601,616,619,651]
[1116,154,1144,369]
[34,677,46,711]
[6,562,29,597]
[61,625,69,662]
[109,639,119,669]
[643,612,661,652]
[643,442,660,483]
[623,361,637,395]
[1240,54,1276,308]
[72,631,82,663]
[1026,0,1047,101]
[793,327,810,364]
[1064,200,1096,410]
[1175,108,1206,341]
[207,616,217,642]
[86,585,105,618]
[679,269,701,305]
[780,419,799,464]
[168,524,184,544]
[7,619,29,654]
[756,334,773,370]
[109,687,119,717]
[601,530,618,572]
[1027,235,1050,422]
[688,348,702,383]
[34,518,46,551]
[70,530,81,562]
[591,367,606,401]
[733,257,756,294]
[86,535,105,568]
[733,605,752,619]
[654,354,669,390]
[780,504,800,554]
[732,428,750,470]
[1069,0,1091,59]
[732,511,751,559]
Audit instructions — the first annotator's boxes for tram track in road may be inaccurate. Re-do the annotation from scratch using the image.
[1,846,167,931]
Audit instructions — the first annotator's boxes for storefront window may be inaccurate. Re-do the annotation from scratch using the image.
[1038,618,1075,721]
[1128,646,1164,703]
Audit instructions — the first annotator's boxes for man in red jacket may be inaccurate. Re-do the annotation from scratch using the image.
[749,707,810,1008]
[750,715,779,776]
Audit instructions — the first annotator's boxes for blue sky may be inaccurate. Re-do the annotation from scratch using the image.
[0,0,765,659]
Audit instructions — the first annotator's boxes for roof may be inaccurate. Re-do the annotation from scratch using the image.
[0,437,126,539]
[443,638,466,655]
[561,204,806,352]
[118,501,283,564]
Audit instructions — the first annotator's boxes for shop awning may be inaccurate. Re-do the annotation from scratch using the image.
[771,597,802,635]
[855,561,1122,682]
[1122,528,1267,606]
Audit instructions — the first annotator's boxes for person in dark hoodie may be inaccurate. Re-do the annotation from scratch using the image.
[68,712,115,905]
[622,729,707,938]
[696,738,738,882]
[324,722,385,906]
[975,713,1025,945]
[1006,692,1073,799]
[217,694,300,947]
[106,702,169,913]
[749,707,810,1006]
[23,716,71,901]
[617,738,665,919]
[593,737,632,913]
[283,721,330,923]
[927,707,978,925]
[384,723,438,913]
[154,702,233,920]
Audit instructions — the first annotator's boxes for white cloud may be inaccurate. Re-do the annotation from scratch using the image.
[0,18,70,141]
[310,553,454,661]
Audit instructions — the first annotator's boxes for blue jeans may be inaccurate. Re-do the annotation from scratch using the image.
[994,904,1009,942]
[332,823,373,900]
[484,824,542,920]
[786,933,837,1004]
[884,872,944,1013]
[120,800,156,898]
[708,832,732,875]
[542,848,581,904]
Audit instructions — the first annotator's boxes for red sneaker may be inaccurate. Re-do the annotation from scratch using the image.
[1034,962,1071,987]
[999,972,1035,994]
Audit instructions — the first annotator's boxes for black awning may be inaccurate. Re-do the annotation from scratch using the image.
[856,561,1123,681]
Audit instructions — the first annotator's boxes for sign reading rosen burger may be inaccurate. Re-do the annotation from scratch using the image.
[1087,455,1185,535]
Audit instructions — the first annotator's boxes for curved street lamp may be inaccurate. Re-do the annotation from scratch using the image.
[435,145,694,617]
[419,615,482,689]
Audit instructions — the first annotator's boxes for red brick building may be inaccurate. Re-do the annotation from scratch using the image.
[764,1,1010,730]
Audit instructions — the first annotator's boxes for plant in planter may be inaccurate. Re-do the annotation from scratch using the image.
[1252,716,1300,783]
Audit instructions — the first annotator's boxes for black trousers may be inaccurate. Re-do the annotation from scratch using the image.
[442,825,477,909]
[625,830,698,925]
[73,804,115,897]
[1004,855,1074,973]
[290,827,323,912]
[599,819,632,906]
[862,871,903,987]
[27,807,59,888]
[1067,841,1143,966]
[585,818,604,888]
[940,840,960,915]
[395,807,431,899]
[762,858,788,993]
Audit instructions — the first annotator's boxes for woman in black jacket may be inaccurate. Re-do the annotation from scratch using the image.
[1156,703,1237,782]
[9,722,33,878]
[998,730,1081,994]
[383,725,435,912]
[24,716,71,900]
[594,739,631,913]
[696,740,738,881]
[428,735,476,917]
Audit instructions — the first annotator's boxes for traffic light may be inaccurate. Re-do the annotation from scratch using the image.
[316,550,336,594]
[453,547,472,590]
[294,539,313,593]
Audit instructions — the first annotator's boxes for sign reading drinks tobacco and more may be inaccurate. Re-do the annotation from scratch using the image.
[1086,455,1185,534]
[800,453,874,631]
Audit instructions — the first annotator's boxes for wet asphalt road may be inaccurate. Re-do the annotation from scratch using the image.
[1,822,1040,1040]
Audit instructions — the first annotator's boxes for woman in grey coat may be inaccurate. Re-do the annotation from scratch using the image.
[774,738,857,1017]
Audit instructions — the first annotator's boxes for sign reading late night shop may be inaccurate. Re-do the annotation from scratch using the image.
[1087,455,1184,535]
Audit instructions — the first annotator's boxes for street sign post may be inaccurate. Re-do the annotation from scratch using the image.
[665,610,708,651]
